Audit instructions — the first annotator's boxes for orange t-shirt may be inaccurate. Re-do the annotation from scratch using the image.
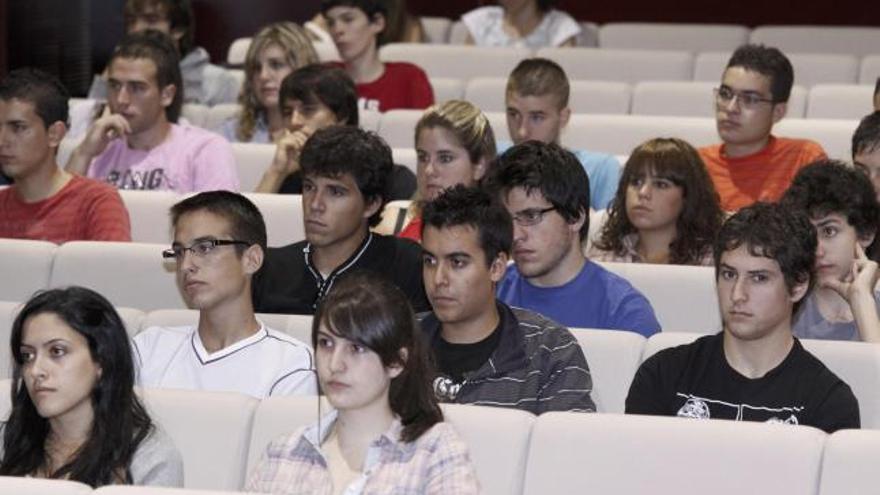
[0,175,131,244]
[699,136,826,212]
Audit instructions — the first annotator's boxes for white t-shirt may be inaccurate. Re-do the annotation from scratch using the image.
[461,6,581,48]
[134,321,317,398]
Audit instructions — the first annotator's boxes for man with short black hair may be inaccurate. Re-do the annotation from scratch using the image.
[419,184,595,414]
[626,202,860,433]
[852,111,880,201]
[699,44,826,211]
[253,126,428,314]
[487,141,660,337]
[67,31,238,193]
[135,191,316,398]
[0,68,131,243]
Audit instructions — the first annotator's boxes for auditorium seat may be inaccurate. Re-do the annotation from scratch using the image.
[571,328,646,413]
[226,37,251,66]
[859,56,880,85]
[522,412,826,494]
[230,142,275,192]
[642,331,700,360]
[807,84,876,119]
[392,147,418,174]
[750,25,880,58]
[95,487,250,495]
[801,339,880,429]
[314,40,341,62]
[464,77,631,114]
[536,47,694,84]
[284,314,314,345]
[242,193,304,247]
[373,199,412,236]
[694,51,860,86]
[599,23,750,52]
[632,81,807,118]
[430,77,466,102]
[376,109,425,148]
[578,21,600,47]
[379,43,531,80]
[448,20,468,45]
[204,103,240,132]
[598,262,722,334]
[141,387,258,490]
[421,16,452,43]
[181,103,209,128]
[49,241,185,311]
[140,308,292,338]
[774,118,859,160]
[0,239,55,302]
[0,301,21,379]
[57,137,81,167]
[116,306,146,337]
[118,190,179,244]
[818,429,880,494]
[0,477,92,495]
[245,395,331,475]
[558,114,719,156]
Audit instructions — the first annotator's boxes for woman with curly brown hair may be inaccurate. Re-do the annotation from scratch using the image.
[590,138,724,266]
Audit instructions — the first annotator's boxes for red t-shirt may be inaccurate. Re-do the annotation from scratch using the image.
[699,136,827,212]
[398,216,422,242]
[354,62,434,112]
[0,175,131,243]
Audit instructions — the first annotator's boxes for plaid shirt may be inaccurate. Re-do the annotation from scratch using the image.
[246,411,481,495]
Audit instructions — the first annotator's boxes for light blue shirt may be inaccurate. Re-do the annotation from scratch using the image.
[498,141,621,210]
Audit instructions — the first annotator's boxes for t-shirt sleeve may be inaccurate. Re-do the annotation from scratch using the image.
[191,134,240,192]
[588,154,621,211]
[130,427,185,487]
[613,290,662,337]
[268,347,318,397]
[84,185,132,241]
[625,352,672,415]
[408,65,435,110]
[536,328,596,414]
[809,380,861,433]
[547,10,582,46]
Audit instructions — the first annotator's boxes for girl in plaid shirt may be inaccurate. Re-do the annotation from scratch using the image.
[247,272,480,494]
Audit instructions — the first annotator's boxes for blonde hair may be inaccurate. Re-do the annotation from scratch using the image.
[236,22,319,141]
[414,100,496,165]
[505,58,570,109]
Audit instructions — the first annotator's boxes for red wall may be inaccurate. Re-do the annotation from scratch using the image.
[408,0,880,27]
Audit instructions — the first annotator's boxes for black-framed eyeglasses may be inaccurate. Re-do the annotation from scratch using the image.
[714,86,776,109]
[162,239,251,260]
[512,206,557,227]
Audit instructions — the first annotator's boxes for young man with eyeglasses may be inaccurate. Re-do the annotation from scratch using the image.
[419,184,595,414]
[486,141,660,337]
[852,111,880,202]
[699,44,826,212]
[133,191,317,399]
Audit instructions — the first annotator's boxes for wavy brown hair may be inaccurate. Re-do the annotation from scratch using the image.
[594,138,724,265]
[236,22,319,142]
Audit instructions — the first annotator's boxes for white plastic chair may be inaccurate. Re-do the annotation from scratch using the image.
[807,84,877,119]
[118,190,180,244]
[571,328,646,413]
[0,239,56,302]
[379,43,531,79]
[750,25,880,58]
[599,23,749,52]
[536,47,694,83]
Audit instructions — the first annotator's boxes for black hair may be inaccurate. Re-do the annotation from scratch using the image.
[313,271,442,443]
[780,159,879,249]
[0,68,70,128]
[169,190,268,253]
[852,111,880,159]
[279,64,359,127]
[109,29,183,123]
[0,287,153,487]
[300,126,393,227]
[714,202,816,315]
[321,0,386,20]
[124,0,195,55]
[726,44,794,103]
[421,184,513,266]
[484,140,590,241]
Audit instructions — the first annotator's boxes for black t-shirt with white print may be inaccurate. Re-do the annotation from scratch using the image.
[625,333,860,433]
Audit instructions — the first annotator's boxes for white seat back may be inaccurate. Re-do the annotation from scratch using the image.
[181,104,209,128]
[523,412,826,495]
[140,308,291,337]
[226,37,252,66]
[789,54,860,87]
[536,47,693,83]
[430,77,465,103]
[50,241,185,311]
[801,339,880,429]
[204,103,242,133]
[598,262,721,333]
[465,77,631,114]
[119,190,179,244]
[230,143,275,193]
[380,43,531,79]
[242,193,304,247]
[807,84,876,120]
[421,16,452,43]
[750,26,880,58]
[774,118,859,160]
[599,23,749,52]
[860,56,880,85]
[642,331,701,360]
[571,329,645,413]
[819,429,880,494]
[0,477,92,495]
[631,81,717,118]
[559,114,719,156]
[0,239,56,302]
[577,21,600,47]
[377,109,425,148]
[441,403,535,495]
[141,388,257,490]
[116,306,146,337]
[448,20,469,44]
[246,395,324,475]
[0,301,22,379]
[95,487,250,495]
[285,314,314,345]
[392,147,418,175]
[693,51,731,82]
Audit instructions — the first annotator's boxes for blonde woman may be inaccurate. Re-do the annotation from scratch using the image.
[220,22,319,143]
[395,100,496,242]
